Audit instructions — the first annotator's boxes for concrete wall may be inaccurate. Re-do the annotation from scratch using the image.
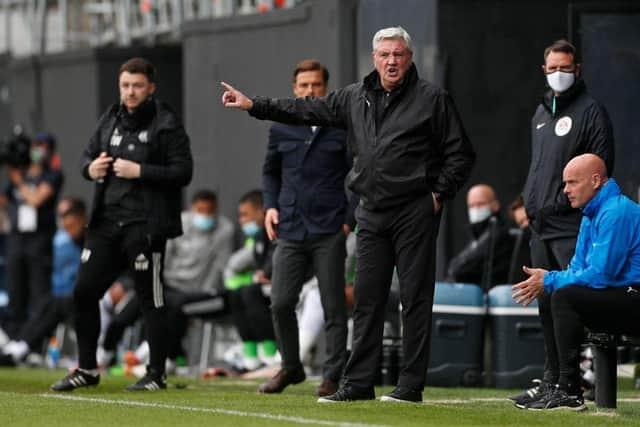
[182,0,358,218]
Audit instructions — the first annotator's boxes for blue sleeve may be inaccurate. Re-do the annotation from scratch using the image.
[544,207,632,292]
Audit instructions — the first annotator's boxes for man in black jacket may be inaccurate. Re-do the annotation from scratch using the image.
[512,39,615,408]
[446,184,514,289]
[222,26,475,403]
[257,60,354,397]
[52,57,193,392]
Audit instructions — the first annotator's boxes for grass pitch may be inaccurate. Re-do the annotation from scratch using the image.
[1,368,639,426]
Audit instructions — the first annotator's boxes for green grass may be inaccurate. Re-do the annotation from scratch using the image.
[1,368,639,426]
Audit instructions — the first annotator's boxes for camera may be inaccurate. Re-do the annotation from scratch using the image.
[0,132,31,168]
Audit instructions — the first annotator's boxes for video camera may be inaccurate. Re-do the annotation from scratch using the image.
[0,127,31,169]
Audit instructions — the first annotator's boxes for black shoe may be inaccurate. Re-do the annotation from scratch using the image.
[125,367,167,391]
[51,369,100,392]
[509,379,554,409]
[526,386,586,411]
[257,367,306,394]
[317,386,375,403]
[380,386,422,403]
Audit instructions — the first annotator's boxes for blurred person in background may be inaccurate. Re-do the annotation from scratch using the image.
[0,197,84,365]
[0,132,63,339]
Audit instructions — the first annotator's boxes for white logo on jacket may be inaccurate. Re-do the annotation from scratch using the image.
[138,130,148,143]
[134,254,149,271]
[81,249,92,263]
[110,128,122,146]
[555,116,572,136]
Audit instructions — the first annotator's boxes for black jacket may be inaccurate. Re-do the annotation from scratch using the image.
[82,99,193,240]
[262,123,356,241]
[250,64,475,211]
[446,215,515,288]
[522,80,615,239]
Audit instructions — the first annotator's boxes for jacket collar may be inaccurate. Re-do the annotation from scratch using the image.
[541,78,586,116]
[582,178,620,218]
[363,62,418,93]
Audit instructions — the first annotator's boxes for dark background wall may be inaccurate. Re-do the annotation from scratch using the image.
[182,0,358,217]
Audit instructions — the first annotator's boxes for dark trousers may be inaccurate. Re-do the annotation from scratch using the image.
[271,231,347,381]
[228,284,275,342]
[5,232,53,338]
[344,195,440,391]
[529,234,577,383]
[551,285,640,389]
[74,220,167,373]
[102,294,141,353]
[165,287,227,359]
[19,295,73,350]
[103,287,227,360]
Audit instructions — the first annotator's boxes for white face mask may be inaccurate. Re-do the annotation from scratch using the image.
[546,71,575,93]
[468,206,492,224]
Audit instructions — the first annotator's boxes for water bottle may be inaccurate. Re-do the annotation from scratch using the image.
[46,337,60,370]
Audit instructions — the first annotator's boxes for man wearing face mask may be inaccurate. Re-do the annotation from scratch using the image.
[52,57,193,392]
[224,190,278,371]
[446,184,514,289]
[0,133,63,339]
[514,39,615,408]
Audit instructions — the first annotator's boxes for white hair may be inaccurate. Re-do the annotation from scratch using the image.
[372,26,413,53]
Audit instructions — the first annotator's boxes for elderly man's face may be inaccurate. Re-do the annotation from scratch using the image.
[563,167,599,209]
[373,38,413,91]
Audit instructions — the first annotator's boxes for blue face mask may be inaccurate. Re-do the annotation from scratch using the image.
[193,213,215,231]
[242,221,260,237]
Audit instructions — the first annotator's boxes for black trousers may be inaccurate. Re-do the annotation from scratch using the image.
[551,285,640,389]
[18,295,73,351]
[74,219,167,373]
[344,195,440,391]
[271,231,347,381]
[228,284,275,343]
[529,235,577,383]
[5,232,53,338]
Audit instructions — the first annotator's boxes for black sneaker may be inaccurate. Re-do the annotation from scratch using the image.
[51,369,100,392]
[526,387,586,411]
[125,367,167,391]
[380,386,422,403]
[509,379,554,409]
[317,386,375,403]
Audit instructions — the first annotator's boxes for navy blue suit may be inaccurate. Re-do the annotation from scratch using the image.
[263,123,356,240]
[262,122,354,384]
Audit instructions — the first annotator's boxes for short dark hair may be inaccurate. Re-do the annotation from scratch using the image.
[191,189,218,205]
[239,190,264,209]
[119,57,156,83]
[543,39,578,62]
[293,59,329,84]
[61,197,87,218]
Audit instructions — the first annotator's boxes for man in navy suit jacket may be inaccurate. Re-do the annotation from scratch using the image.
[258,60,356,397]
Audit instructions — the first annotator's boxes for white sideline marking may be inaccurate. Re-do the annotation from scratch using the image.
[39,393,392,427]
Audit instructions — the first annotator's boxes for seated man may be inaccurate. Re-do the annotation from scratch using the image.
[0,197,86,365]
[224,190,278,371]
[446,184,514,288]
[512,154,640,411]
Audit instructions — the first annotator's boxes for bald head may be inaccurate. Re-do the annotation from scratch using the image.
[467,184,500,224]
[563,154,609,209]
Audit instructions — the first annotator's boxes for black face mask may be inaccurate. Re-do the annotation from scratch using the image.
[470,216,493,239]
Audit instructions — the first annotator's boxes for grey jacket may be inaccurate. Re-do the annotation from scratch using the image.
[163,212,235,292]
